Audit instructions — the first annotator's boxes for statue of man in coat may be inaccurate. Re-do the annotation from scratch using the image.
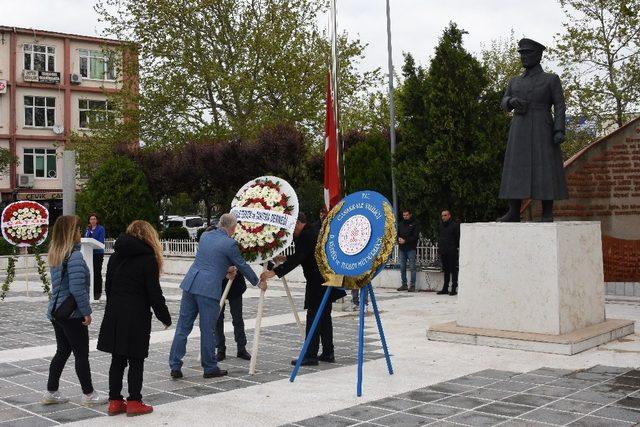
[497,38,568,223]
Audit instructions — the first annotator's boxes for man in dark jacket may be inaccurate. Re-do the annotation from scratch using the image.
[215,274,251,362]
[262,212,346,366]
[437,210,460,295]
[397,209,419,292]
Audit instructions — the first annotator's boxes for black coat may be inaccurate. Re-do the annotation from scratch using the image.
[397,218,419,251]
[223,274,247,300]
[97,234,171,359]
[274,223,346,309]
[499,64,568,200]
[437,220,460,255]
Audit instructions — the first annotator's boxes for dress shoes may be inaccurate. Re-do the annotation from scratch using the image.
[170,370,183,379]
[318,353,335,363]
[216,349,226,362]
[290,358,319,366]
[237,348,252,360]
[203,368,228,378]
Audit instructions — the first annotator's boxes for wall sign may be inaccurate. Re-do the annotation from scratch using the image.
[23,70,61,84]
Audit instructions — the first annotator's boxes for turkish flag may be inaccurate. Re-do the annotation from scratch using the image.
[324,70,341,212]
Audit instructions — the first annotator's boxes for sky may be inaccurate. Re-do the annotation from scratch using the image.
[4,0,566,74]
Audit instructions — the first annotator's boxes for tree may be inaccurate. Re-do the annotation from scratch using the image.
[554,0,640,130]
[480,30,522,96]
[93,0,379,149]
[0,148,17,176]
[394,23,509,237]
[77,156,158,237]
[344,131,392,202]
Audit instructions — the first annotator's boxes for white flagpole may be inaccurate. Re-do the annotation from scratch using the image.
[386,0,398,217]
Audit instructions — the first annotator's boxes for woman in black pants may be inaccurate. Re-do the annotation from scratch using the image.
[97,220,171,416]
[43,215,107,406]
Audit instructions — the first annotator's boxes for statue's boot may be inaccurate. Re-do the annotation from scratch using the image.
[497,199,521,222]
[540,200,554,222]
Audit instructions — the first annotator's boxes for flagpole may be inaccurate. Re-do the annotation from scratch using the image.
[330,0,344,194]
[385,0,398,217]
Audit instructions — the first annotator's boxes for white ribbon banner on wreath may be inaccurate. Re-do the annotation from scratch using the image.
[2,218,49,228]
[230,207,297,232]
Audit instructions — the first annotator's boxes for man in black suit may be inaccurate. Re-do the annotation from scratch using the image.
[262,212,346,366]
[215,274,251,362]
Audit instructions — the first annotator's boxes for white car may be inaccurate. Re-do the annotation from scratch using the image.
[164,215,205,240]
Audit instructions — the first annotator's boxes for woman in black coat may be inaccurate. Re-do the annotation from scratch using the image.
[97,220,171,417]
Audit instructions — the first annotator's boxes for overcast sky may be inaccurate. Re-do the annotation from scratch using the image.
[4,0,566,73]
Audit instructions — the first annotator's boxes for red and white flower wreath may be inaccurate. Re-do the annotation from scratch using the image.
[231,176,299,262]
[1,201,49,247]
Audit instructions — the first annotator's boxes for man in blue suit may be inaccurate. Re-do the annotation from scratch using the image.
[169,213,266,378]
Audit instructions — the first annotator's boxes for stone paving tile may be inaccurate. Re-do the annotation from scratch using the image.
[0,310,387,425]
[525,384,576,399]
[591,405,640,423]
[332,404,393,421]
[0,415,57,426]
[407,403,465,419]
[370,411,433,426]
[288,365,640,427]
[474,401,531,417]
[545,398,603,414]
[396,389,450,403]
[446,410,508,426]
[473,369,520,380]
[502,393,556,408]
[519,407,584,425]
[568,415,635,426]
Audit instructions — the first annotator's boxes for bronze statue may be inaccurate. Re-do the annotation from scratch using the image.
[498,38,568,222]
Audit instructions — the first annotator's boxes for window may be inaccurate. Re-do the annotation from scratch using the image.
[78,99,115,128]
[24,96,56,127]
[79,49,116,80]
[23,44,55,72]
[23,148,57,178]
[185,218,204,228]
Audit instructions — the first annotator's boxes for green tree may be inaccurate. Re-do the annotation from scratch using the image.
[93,0,379,151]
[0,148,18,176]
[77,156,158,237]
[553,0,640,130]
[395,23,508,237]
[344,131,392,202]
[480,30,522,95]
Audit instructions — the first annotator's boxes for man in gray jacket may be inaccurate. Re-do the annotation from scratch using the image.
[169,213,266,379]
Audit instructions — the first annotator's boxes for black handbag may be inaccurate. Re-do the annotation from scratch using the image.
[51,256,78,321]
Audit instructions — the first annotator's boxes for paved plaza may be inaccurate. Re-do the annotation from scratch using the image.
[0,277,639,426]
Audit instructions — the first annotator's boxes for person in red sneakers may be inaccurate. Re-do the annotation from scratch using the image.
[97,221,172,416]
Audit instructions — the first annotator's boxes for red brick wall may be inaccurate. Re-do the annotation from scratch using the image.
[527,118,640,282]
[602,235,640,282]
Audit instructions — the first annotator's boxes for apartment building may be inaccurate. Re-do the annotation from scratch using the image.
[0,26,134,220]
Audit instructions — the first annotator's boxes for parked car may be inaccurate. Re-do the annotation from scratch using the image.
[163,215,205,240]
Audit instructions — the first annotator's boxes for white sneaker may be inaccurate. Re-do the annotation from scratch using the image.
[41,391,69,405]
[81,391,108,406]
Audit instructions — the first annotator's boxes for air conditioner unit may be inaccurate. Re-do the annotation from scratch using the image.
[70,73,82,85]
[17,174,34,188]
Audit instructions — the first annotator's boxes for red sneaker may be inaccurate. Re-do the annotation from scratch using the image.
[126,400,153,417]
[108,399,126,416]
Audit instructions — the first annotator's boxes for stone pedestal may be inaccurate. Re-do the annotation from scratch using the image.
[427,222,634,354]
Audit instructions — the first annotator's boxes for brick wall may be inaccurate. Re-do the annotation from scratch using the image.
[527,118,640,283]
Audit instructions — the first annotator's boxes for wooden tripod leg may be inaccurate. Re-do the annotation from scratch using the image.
[282,276,304,339]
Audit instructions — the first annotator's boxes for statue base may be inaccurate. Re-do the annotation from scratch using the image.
[427,222,634,354]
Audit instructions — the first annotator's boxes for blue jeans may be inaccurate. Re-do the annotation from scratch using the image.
[399,249,417,287]
[169,290,220,374]
[351,288,368,305]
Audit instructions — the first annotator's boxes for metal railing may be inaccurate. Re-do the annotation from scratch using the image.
[104,237,439,267]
